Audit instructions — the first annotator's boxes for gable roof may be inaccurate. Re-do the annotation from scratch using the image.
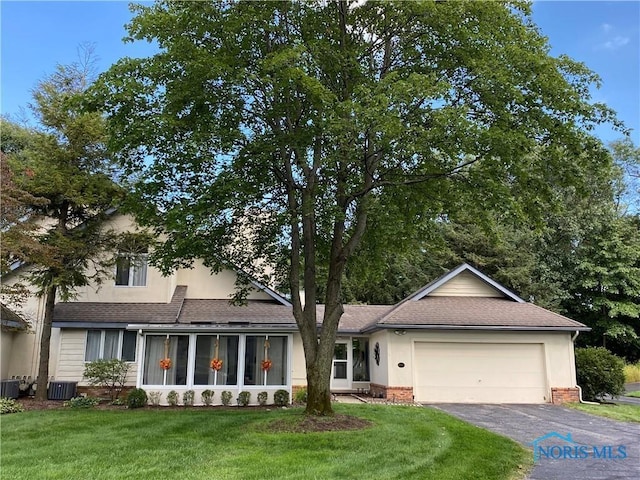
[361,263,588,332]
[404,263,525,303]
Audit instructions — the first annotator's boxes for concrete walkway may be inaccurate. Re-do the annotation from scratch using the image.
[431,404,640,480]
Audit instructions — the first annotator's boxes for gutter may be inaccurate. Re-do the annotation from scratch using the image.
[571,330,599,405]
[361,324,592,334]
[125,323,299,333]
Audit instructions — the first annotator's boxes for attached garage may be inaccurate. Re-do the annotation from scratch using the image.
[413,342,548,403]
[363,264,589,404]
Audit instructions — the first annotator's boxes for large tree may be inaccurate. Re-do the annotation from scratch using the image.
[93,0,619,414]
[3,56,122,400]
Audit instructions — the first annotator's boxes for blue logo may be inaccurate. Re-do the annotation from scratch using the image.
[529,432,627,462]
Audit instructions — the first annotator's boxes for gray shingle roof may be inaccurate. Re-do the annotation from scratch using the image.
[370,296,587,330]
[53,278,588,332]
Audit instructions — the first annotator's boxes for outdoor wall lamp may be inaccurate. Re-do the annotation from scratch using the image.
[393,329,407,336]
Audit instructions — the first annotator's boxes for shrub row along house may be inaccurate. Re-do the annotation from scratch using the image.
[1,214,588,405]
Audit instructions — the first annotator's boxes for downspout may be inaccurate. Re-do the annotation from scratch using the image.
[571,331,599,405]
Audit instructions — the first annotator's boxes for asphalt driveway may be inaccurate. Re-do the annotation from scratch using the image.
[430,404,640,480]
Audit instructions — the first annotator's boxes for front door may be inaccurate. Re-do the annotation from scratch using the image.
[331,341,350,390]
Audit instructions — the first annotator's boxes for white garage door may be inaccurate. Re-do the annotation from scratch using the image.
[414,342,548,403]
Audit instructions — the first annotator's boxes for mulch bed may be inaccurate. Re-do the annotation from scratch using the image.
[268,413,372,433]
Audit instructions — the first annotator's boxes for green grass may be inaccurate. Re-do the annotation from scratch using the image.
[0,404,531,480]
[624,362,640,382]
[625,391,640,398]
[566,403,640,423]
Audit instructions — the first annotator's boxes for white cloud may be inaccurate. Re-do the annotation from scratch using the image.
[594,22,631,51]
[602,35,630,50]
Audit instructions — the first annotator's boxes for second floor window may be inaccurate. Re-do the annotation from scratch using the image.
[115,254,148,286]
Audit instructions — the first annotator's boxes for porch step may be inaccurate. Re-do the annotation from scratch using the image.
[332,393,367,404]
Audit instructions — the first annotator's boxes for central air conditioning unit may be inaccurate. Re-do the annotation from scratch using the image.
[0,379,20,399]
[48,381,77,400]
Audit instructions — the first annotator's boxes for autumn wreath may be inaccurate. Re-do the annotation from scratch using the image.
[159,358,172,370]
[210,358,223,371]
[261,359,272,371]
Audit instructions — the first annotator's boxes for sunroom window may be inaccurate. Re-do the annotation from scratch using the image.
[143,335,189,385]
[193,335,239,386]
[85,329,136,362]
[244,335,287,386]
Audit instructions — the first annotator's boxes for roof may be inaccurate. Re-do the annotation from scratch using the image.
[363,297,588,331]
[1,303,30,331]
[52,265,588,333]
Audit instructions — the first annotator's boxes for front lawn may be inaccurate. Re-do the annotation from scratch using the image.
[625,391,640,398]
[1,404,531,480]
[567,403,640,423]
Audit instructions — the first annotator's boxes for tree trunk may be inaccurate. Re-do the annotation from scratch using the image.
[34,285,56,401]
[305,356,334,415]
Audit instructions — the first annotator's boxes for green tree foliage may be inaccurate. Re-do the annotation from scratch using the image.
[92,0,618,414]
[3,52,123,400]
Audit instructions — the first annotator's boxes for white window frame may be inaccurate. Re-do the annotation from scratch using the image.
[139,333,291,389]
[114,253,148,287]
[84,329,137,362]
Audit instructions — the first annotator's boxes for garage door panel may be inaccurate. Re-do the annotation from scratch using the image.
[414,342,547,403]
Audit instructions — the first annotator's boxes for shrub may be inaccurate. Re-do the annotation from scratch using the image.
[0,397,24,414]
[201,389,215,406]
[221,391,233,406]
[576,347,625,401]
[624,362,640,383]
[273,389,289,406]
[238,391,251,406]
[64,396,100,409]
[294,387,307,404]
[183,390,195,406]
[148,391,162,406]
[257,391,268,406]
[83,359,130,401]
[167,390,179,406]
[127,388,148,409]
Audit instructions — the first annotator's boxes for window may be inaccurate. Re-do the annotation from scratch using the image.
[244,336,287,386]
[193,335,239,385]
[143,335,189,385]
[115,254,148,286]
[85,330,137,362]
[352,338,370,381]
[141,333,289,387]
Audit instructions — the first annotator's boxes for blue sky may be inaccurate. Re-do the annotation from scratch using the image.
[1,1,638,145]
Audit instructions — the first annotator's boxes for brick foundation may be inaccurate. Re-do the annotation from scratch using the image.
[292,385,306,403]
[76,385,135,400]
[551,387,580,404]
[369,383,414,402]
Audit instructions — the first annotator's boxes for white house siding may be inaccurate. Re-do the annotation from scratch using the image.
[55,329,138,385]
[429,271,503,297]
[386,330,577,404]
[177,261,275,301]
[368,330,389,388]
[291,332,307,388]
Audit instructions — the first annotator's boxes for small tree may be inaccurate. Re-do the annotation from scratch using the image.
[83,359,129,401]
[575,347,625,401]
